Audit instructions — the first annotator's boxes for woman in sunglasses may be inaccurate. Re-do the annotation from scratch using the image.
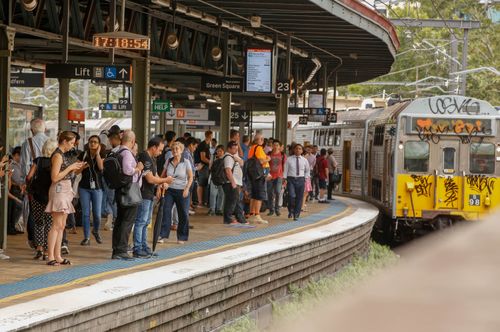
[78,135,105,246]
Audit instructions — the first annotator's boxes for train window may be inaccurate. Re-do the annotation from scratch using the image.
[404,141,429,172]
[328,129,335,146]
[319,130,326,146]
[334,130,341,146]
[374,125,384,146]
[443,148,456,173]
[355,151,362,170]
[313,130,318,145]
[470,143,495,174]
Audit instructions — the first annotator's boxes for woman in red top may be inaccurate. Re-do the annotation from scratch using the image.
[316,148,330,203]
[267,140,286,216]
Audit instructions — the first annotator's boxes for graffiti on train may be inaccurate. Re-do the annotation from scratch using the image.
[444,177,459,208]
[412,117,492,144]
[466,175,496,195]
[427,97,480,115]
[411,175,433,198]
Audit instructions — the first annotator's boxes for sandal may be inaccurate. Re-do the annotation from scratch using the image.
[43,254,48,261]
[33,250,43,260]
[47,260,59,266]
[59,259,71,265]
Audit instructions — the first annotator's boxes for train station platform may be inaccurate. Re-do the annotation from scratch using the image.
[0,196,378,331]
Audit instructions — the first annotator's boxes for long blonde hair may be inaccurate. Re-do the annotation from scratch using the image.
[42,138,58,157]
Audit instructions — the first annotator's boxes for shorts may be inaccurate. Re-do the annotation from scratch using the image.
[197,165,210,187]
[318,179,327,190]
[250,178,267,201]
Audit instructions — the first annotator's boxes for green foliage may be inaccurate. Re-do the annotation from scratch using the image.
[345,0,500,104]
[220,315,259,332]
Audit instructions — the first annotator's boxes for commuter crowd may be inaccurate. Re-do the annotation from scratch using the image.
[0,118,339,263]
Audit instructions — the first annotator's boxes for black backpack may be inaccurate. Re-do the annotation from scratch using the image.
[30,157,52,205]
[103,148,133,189]
[210,155,234,186]
[157,147,171,174]
[245,156,264,181]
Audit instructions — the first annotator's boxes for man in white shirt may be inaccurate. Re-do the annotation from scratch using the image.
[283,144,310,221]
[222,141,248,224]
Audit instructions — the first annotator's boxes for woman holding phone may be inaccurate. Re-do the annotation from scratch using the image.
[45,131,85,266]
[78,135,104,246]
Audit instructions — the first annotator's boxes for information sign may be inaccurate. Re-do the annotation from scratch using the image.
[201,76,243,92]
[327,112,338,123]
[288,107,330,115]
[93,32,150,50]
[99,102,132,111]
[298,116,308,125]
[245,48,273,93]
[10,71,44,87]
[230,110,250,123]
[165,108,209,120]
[46,64,132,81]
[308,92,324,108]
[180,120,216,126]
[276,79,291,94]
[152,100,171,112]
[67,109,85,122]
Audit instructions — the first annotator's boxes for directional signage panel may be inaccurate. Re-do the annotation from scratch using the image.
[298,116,308,125]
[46,64,132,81]
[288,107,330,115]
[201,76,243,92]
[10,71,44,87]
[99,103,132,111]
[165,108,209,120]
[180,120,216,126]
[230,110,250,123]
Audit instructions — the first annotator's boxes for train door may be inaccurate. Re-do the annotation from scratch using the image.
[435,140,461,210]
[343,140,351,192]
[367,140,373,196]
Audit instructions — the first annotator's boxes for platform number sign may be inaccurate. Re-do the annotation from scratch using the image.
[299,116,308,125]
[469,194,480,206]
[276,79,291,94]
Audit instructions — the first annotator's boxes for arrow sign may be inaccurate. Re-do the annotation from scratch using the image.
[230,110,250,123]
[46,64,132,81]
[98,103,132,111]
[119,68,128,79]
[165,108,209,120]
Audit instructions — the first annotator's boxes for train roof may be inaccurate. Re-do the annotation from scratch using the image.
[401,95,498,117]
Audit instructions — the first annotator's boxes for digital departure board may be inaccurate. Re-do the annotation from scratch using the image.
[93,36,150,50]
[245,48,273,93]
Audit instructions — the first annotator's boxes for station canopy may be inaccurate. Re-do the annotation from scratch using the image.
[5,0,399,106]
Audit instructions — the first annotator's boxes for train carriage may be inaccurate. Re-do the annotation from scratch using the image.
[294,95,500,240]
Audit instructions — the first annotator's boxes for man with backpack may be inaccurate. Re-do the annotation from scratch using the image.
[267,140,286,216]
[221,141,247,225]
[105,130,144,260]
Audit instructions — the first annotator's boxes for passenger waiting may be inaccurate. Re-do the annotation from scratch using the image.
[159,142,194,244]
[78,135,105,246]
[283,144,311,221]
[45,131,86,266]
[222,141,247,225]
[208,145,225,216]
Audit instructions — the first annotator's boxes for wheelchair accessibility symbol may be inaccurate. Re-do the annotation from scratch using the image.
[104,66,117,79]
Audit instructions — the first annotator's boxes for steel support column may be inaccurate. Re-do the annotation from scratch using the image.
[220,92,231,147]
[58,78,71,131]
[132,59,150,149]
[460,29,469,96]
[0,26,14,249]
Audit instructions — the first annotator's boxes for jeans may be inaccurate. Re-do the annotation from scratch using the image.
[79,188,103,239]
[327,173,335,199]
[222,184,246,224]
[7,197,22,233]
[160,188,190,241]
[266,178,282,213]
[103,181,117,220]
[133,199,154,253]
[112,191,138,255]
[287,177,305,217]
[209,180,224,212]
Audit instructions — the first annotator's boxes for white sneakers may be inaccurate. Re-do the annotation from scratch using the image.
[104,214,113,231]
[248,215,269,224]
[0,249,10,260]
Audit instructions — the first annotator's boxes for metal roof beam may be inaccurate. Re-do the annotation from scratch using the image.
[390,19,481,29]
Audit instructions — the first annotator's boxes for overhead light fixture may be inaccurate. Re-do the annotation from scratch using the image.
[167,0,179,50]
[211,17,223,62]
[207,98,217,103]
[216,106,222,110]
[250,15,261,28]
[211,46,222,62]
[167,32,179,49]
[236,56,244,69]
[349,53,358,60]
[188,94,195,100]
[22,0,37,11]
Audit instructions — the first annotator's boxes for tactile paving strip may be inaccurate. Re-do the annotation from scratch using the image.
[0,201,347,300]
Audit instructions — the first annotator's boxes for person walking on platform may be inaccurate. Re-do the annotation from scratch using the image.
[133,137,173,258]
[208,145,225,216]
[21,118,48,250]
[327,148,338,200]
[267,140,286,217]
[283,144,310,221]
[159,142,193,244]
[102,128,122,231]
[316,148,330,203]
[222,141,247,225]
[112,130,144,260]
[45,131,86,266]
[78,135,105,246]
[26,139,58,260]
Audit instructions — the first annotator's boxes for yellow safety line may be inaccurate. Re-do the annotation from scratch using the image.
[0,204,353,305]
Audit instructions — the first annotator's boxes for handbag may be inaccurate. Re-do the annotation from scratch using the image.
[331,169,342,184]
[118,177,142,207]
